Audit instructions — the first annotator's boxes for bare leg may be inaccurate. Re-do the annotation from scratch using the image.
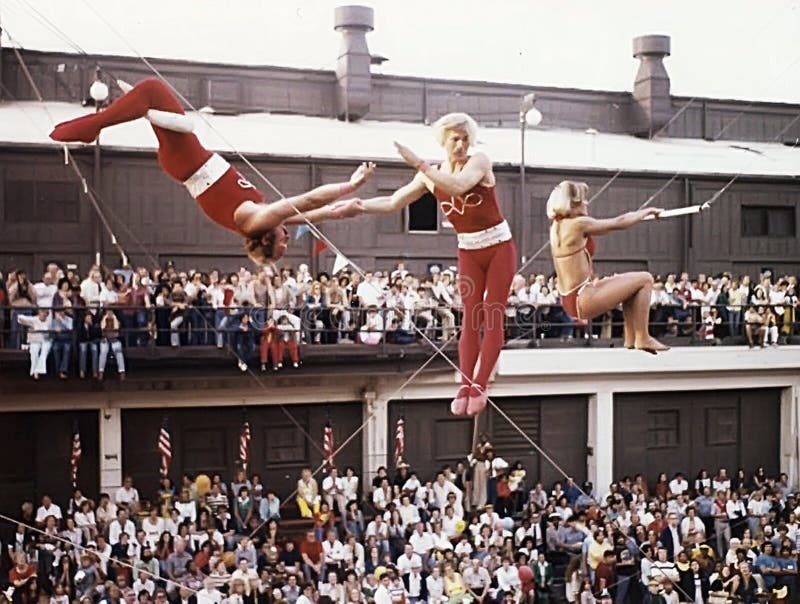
[622,298,635,348]
[578,272,669,354]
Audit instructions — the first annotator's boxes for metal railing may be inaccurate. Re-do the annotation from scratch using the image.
[0,303,797,352]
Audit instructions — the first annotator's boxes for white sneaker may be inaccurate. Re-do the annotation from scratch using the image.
[293,362,299,368]
[238,361,248,372]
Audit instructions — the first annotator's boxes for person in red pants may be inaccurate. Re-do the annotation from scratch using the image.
[357,113,516,416]
[260,317,300,371]
[50,78,373,264]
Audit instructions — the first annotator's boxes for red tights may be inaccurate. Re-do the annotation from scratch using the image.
[456,239,516,389]
[260,331,299,366]
[50,78,211,181]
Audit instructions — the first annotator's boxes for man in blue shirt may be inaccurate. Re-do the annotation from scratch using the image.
[754,542,780,590]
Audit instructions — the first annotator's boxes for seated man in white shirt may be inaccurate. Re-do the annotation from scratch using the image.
[432,472,462,511]
[322,468,348,516]
[396,544,422,576]
[398,495,421,530]
[494,558,520,600]
[364,515,391,555]
[115,476,141,512]
[108,509,137,546]
[479,504,501,529]
[35,495,63,527]
[409,523,435,567]
[322,529,345,574]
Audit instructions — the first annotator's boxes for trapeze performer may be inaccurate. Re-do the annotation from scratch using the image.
[547,181,670,354]
[49,78,372,264]
[358,113,516,416]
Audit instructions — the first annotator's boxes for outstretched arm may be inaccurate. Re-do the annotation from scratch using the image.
[358,174,429,214]
[284,198,366,225]
[235,162,375,236]
[574,207,663,236]
[394,142,490,197]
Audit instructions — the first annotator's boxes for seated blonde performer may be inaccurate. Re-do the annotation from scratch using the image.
[547,181,670,354]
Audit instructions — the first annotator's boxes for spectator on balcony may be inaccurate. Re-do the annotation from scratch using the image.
[16,307,51,380]
[99,274,120,308]
[98,308,126,381]
[359,306,384,346]
[302,281,327,345]
[130,273,153,347]
[33,271,57,310]
[235,309,256,372]
[50,309,74,379]
[271,274,301,341]
[744,306,766,348]
[431,271,456,342]
[327,282,349,343]
[154,283,173,347]
[77,311,101,380]
[168,283,189,347]
[9,269,38,349]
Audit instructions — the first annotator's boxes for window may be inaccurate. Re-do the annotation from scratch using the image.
[741,205,796,237]
[647,410,679,448]
[407,192,439,232]
[433,419,473,460]
[490,400,541,451]
[265,424,307,466]
[706,407,738,446]
[182,428,227,474]
[4,180,80,223]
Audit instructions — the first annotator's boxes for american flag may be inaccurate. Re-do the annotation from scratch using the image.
[239,420,251,472]
[394,418,405,467]
[70,423,82,488]
[158,419,172,479]
[323,419,334,470]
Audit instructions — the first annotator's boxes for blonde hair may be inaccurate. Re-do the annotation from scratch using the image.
[432,112,479,147]
[546,181,589,220]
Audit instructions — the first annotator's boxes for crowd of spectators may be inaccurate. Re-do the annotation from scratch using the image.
[1,262,797,378]
[3,430,800,604]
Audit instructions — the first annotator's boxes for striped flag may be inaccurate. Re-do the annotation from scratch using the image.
[394,417,405,467]
[239,420,251,472]
[322,419,334,470]
[158,418,172,479]
[70,423,82,488]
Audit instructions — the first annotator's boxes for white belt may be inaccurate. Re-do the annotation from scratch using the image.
[183,153,230,199]
[457,220,512,250]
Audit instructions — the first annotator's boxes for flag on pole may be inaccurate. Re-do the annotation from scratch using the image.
[332,252,349,275]
[394,417,405,467]
[70,422,82,488]
[322,418,335,470]
[295,224,311,240]
[158,418,172,479]
[239,419,252,473]
[313,238,330,256]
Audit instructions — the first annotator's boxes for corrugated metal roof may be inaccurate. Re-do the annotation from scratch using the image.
[1,101,798,178]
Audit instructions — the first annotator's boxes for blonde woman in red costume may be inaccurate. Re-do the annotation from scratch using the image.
[50,78,373,264]
[358,113,516,416]
[547,181,669,354]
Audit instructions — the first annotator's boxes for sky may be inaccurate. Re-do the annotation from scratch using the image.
[1,0,799,103]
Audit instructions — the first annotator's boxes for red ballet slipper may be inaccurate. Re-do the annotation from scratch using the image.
[450,385,470,416]
[49,115,100,144]
[467,385,488,416]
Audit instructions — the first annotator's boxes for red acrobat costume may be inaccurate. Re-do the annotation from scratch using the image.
[432,180,516,415]
[50,78,262,235]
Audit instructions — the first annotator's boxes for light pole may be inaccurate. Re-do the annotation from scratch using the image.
[88,67,108,267]
[519,93,542,218]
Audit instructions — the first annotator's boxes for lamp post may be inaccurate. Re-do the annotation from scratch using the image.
[519,93,542,237]
[89,68,108,267]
